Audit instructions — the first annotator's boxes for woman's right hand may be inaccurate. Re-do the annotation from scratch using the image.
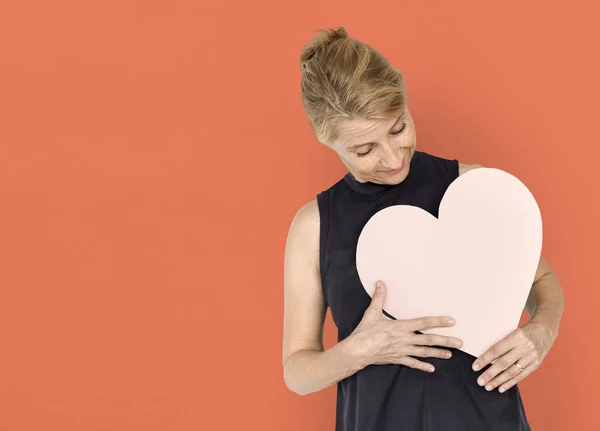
[349,280,463,372]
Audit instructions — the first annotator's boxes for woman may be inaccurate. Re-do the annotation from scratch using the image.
[282,27,564,430]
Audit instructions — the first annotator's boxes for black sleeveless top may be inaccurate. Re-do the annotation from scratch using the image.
[316,151,531,431]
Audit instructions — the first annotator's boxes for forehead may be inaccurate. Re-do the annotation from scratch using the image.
[338,112,406,149]
[340,116,388,134]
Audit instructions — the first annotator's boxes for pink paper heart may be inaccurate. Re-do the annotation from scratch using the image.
[356,168,542,357]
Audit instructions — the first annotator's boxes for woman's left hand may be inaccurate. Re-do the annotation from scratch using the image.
[471,321,558,393]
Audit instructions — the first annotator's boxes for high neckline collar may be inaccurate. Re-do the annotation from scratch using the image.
[343,150,423,197]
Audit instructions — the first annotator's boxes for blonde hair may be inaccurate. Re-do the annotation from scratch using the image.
[299,26,407,147]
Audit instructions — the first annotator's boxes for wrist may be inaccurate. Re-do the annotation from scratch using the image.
[528,315,559,340]
[341,333,372,370]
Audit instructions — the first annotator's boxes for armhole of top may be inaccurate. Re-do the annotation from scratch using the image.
[421,152,459,183]
[443,158,460,182]
[316,192,330,310]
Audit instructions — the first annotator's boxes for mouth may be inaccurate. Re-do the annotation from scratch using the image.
[384,160,405,174]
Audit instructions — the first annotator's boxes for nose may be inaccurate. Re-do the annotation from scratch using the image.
[380,144,403,170]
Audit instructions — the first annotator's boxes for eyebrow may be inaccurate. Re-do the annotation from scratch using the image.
[346,113,406,149]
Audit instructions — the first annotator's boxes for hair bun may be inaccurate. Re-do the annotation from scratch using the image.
[317,26,348,44]
[300,27,348,72]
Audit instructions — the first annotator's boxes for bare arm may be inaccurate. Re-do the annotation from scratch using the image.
[524,255,564,338]
[282,199,365,396]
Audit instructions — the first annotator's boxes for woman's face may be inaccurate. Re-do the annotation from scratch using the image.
[330,107,417,185]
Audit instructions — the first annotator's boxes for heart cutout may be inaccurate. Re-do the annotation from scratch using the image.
[356,168,542,357]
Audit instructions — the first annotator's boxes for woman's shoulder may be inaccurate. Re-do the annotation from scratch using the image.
[296,198,320,222]
[418,151,482,177]
[458,162,483,176]
[288,199,320,243]
[418,150,456,164]
[416,151,458,180]
[285,199,321,278]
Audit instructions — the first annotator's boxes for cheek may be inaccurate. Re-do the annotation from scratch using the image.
[401,132,416,149]
[365,160,381,174]
[352,159,374,174]
[404,128,416,142]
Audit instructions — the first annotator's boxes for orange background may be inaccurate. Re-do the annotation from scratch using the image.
[0,1,598,430]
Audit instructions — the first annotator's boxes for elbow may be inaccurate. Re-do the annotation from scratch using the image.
[283,356,312,396]
[283,367,309,396]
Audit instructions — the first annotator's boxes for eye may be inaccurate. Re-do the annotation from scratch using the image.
[391,122,407,136]
[356,122,407,157]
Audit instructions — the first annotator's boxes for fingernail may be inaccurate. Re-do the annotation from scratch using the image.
[499,387,506,393]
[428,366,435,372]
[445,352,452,358]
[448,318,455,325]
[472,363,480,371]
[453,339,463,347]
[477,377,485,386]
[376,281,382,288]
[485,385,493,391]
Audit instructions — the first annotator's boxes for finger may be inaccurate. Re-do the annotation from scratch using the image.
[497,367,532,393]
[411,333,463,349]
[407,345,453,360]
[397,356,436,373]
[498,359,538,393]
[477,346,528,389]
[486,351,538,392]
[472,330,520,371]
[485,362,528,392]
[369,281,386,310]
[405,316,456,332]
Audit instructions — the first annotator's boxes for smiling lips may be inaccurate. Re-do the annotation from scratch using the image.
[384,160,405,174]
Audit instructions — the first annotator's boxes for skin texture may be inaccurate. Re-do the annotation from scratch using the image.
[329,106,565,393]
